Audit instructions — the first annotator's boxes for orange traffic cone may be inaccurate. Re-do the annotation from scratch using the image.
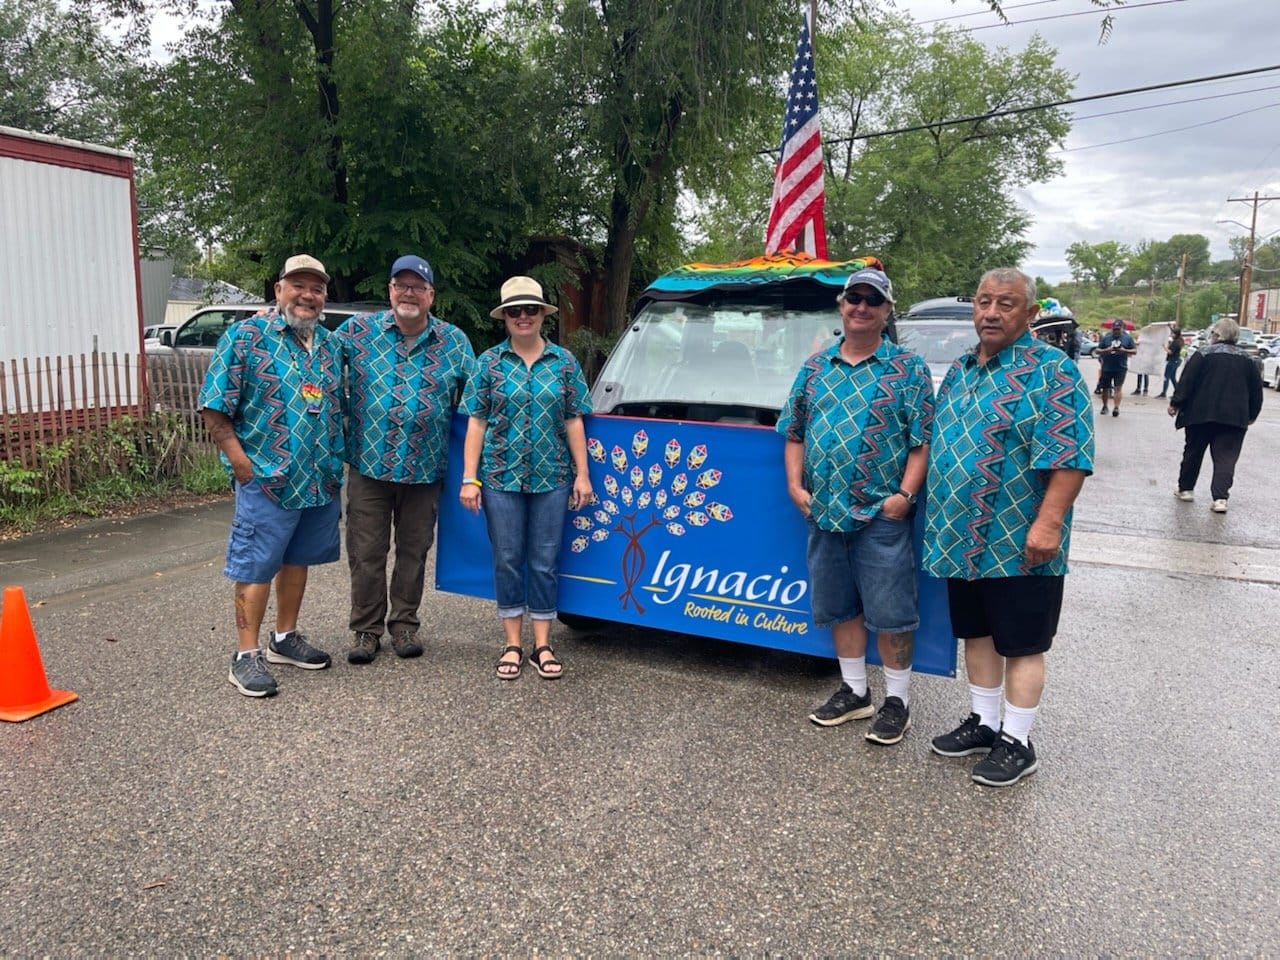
[0,585,78,722]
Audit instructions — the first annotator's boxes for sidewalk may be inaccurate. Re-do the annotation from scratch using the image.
[0,499,232,598]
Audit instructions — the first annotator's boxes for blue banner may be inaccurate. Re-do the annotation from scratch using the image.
[436,413,956,677]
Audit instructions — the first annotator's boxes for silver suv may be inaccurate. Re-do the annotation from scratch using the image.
[146,302,384,410]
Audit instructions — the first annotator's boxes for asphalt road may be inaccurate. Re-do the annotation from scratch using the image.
[1,362,1278,956]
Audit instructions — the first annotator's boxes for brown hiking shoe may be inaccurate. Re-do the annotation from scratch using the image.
[347,631,380,665]
[390,630,423,659]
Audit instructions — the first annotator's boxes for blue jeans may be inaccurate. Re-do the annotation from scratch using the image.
[482,485,570,620]
[806,514,919,632]
[1162,359,1180,394]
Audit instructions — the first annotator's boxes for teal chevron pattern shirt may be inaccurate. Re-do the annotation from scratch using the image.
[923,332,1095,580]
[777,337,934,532]
[334,311,476,484]
[198,312,345,510]
[460,339,592,493]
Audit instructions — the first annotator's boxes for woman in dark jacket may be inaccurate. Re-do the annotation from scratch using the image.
[1168,317,1263,513]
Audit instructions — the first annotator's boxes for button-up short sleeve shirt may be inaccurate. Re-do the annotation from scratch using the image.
[459,339,592,493]
[776,337,935,532]
[923,332,1094,579]
[198,313,345,510]
[334,311,476,484]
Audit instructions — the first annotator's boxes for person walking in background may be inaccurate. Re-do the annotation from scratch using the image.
[778,266,934,746]
[333,255,476,665]
[1169,317,1262,514]
[924,267,1093,786]
[1098,319,1136,417]
[459,277,593,681]
[199,255,346,698]
[1157,324,1185,398]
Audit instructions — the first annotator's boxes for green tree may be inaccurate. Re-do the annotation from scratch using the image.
[1064,240,1130,291]
[514,0,795,333]
[0,0,135,143]
[121,1,564,339]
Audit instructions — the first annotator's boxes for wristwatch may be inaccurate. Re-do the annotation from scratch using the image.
[897,488,918,505]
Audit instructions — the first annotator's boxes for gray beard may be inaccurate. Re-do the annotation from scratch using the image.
[283,308,318,339]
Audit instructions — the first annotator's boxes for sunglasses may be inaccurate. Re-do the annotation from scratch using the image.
[503,304,543,318]
[843,290,887,307]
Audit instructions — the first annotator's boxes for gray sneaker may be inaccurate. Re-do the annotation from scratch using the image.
[347,631,380,665]
[808,682,874,726]
[390,630,423,659]
[265,631,332,670]
[228,649,278,698]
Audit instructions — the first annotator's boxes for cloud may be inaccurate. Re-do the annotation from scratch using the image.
[897,0,1280,280]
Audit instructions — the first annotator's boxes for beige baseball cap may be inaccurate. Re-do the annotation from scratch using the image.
[279,254,329,283]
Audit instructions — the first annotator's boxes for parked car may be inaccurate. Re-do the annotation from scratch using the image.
[1078,334,1098,357]
[901,295,974,321]
[143,323,176,343]
[1237,327,1260,356]
[1257,334,1280,358]
[146,301,385,409]
[1262,352,1280,390]
[895,317,975,391]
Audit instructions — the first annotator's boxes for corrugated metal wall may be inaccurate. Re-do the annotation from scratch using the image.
[0,156,141,362]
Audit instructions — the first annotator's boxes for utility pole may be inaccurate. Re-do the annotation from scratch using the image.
[1174,252,1187,327]
[1226,191,1280,327]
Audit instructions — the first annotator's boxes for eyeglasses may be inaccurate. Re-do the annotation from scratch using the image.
[843,290,887,307]
[503,304,543,318]
[391,281,430,295]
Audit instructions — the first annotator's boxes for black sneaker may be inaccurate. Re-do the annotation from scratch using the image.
[1100,405,1109,415]
[228,649,278,698]
[347,631,380,665]
[808,682,873,726]
[971,732,1039,787]
[930,713,998,757]
[865,696,911,745]
[265,631,332,670]
[1112,408,1120,417]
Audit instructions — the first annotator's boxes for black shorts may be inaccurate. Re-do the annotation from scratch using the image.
[946,576,1064,657]
[1099,369,1126,391]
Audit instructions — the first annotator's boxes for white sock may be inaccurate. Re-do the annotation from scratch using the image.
[969,683,1002,730]
[838,657,867,696]
[1002,702,1038,745]
[883,666,912,706]
[236,648,257,659]
[275,630,292,644]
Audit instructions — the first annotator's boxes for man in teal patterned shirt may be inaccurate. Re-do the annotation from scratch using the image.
[199,254,346,698]
[778,266,934,747]
[333,255,476,665]
[924,267,1094,786]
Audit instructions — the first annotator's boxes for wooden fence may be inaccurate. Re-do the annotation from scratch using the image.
[0,351,215,480]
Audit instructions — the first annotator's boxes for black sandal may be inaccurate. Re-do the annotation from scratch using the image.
[530,644,563,680]
[496,645,524,680]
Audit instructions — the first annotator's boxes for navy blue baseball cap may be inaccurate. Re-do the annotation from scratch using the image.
[390,255,433,285]
[842,267,895,304]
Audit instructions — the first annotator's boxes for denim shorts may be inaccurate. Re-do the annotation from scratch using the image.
[806,514,919,632]
[224,481,341,584]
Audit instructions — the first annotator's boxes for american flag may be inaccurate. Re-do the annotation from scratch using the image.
[764,10,828,258]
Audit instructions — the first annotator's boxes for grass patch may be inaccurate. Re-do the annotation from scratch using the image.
[0,414,229,536]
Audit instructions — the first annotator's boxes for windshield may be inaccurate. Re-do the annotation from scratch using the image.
[593,300,840,412]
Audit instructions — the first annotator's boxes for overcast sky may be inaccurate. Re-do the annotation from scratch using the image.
[888,0,1280,281]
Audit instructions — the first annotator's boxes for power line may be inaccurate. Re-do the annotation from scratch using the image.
[964,0,1190,32]
[914,0,1070,26]
[1059,102,1280,152]
[808,63,1280,152]
[1070,83,1280,123]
